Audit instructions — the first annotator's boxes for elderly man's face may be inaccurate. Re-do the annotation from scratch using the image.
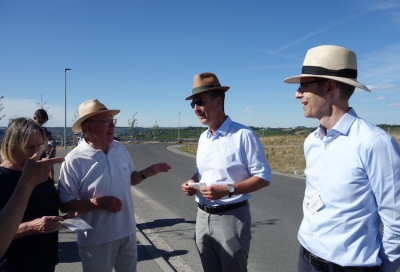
[84,112,116,147]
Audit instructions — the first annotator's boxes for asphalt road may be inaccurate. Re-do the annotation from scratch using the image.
[127,143,305,272]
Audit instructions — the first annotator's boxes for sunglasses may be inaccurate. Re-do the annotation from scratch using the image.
[298,79,327,92]
[190,98,213,109]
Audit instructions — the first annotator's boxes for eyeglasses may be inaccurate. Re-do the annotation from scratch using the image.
[190,98,213,109]
[298,79,327,92]
[87,119,117,126]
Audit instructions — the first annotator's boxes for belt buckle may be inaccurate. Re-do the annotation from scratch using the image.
[309,254,322,270]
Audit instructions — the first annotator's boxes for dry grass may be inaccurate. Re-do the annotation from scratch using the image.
[181,129,400,176]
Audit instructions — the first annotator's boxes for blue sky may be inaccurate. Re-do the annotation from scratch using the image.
[1,0,399,129]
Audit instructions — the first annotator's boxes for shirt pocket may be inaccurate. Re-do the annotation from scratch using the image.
[118,162,131,184]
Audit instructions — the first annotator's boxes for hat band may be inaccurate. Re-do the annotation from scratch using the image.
[192,84,222,94]
[302,66,357,79]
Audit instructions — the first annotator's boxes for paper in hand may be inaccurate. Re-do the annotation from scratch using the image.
[56,216,93,232]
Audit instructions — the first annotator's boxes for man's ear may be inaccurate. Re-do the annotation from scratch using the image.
[82,123,90,132]
[326,80,338,96]
[215,96,222,108]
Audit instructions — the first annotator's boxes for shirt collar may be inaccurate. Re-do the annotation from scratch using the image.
[79,138,116,156]
[206,116,232,138]
[316,108,358,140]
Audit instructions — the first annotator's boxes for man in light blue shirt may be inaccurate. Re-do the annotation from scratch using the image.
[181,72,271,272]
[284,45,400,272]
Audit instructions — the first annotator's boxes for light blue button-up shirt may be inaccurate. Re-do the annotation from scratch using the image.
[298,108,400,269]
[195,116,271,206]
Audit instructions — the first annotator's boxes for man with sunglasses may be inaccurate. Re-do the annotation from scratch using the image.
[58,99,171,272]
[284,45,400,271]
[181,72,271,272]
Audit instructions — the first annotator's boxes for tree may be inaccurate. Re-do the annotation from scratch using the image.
[0,96,5,121]
[152,120,159,139]
[70,110,79,125]
[128,112,138,140]
[36,94,53,121]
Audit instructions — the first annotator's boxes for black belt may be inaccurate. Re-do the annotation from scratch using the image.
[198,200,247,214]
[303,247,379,272]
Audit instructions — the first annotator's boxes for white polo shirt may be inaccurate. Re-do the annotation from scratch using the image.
[58,140,136,246]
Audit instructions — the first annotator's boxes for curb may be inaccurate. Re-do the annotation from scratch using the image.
[135,226,177,272]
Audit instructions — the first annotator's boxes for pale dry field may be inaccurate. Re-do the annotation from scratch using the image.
[181,129,400,176]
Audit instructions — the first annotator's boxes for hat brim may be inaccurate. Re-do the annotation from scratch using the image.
[284,74,370,92]
[185,86,230,100]
[72,109,120,133]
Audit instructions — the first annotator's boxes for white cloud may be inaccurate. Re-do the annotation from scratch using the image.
[389,102,400,107]
[376,96,386,100]
[368,84,397,91]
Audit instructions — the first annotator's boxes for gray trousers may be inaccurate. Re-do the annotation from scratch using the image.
[195,203,251,272]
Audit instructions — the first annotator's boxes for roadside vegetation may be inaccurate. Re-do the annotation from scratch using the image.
[2,124,398,176]
[179,126,400,176]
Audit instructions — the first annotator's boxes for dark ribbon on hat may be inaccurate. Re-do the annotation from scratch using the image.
[192,84,222,94]
[302,66,357,79]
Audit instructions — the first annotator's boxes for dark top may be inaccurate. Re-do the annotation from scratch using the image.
[0,167,60,272]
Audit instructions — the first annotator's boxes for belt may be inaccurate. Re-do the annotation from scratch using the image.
[303,247,379,272]
[197,200,247,214]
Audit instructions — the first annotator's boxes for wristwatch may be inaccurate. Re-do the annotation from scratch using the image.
[227,184,235,198]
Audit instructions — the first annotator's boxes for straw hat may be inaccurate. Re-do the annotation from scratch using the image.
[72,99,120,133]
[185,72,230,100]
[284,45,370,92]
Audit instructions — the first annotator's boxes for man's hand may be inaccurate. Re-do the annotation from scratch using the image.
[141,163,171,178]
[200,184,229,200]
[91,196,123,213]
[21,153,64,187]
[182,180,198,196]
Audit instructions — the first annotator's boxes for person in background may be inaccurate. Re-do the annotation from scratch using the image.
[0,118,65,272]
[33,109,49,160]
[58,99,171,272]
[46,131,57,182]
[283,45,400,272]
[181,72,271,272]
[33,108,49,127]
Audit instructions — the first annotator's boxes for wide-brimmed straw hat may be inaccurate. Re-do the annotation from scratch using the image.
[72,99,120,133]
[185,72,230,100]
[284,45,370,92]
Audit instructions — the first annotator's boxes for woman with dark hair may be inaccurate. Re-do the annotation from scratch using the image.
[0,118,64,272]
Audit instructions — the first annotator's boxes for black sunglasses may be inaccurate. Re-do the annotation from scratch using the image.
[190,99,210,109]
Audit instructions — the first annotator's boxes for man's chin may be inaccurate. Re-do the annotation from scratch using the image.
[199,118,208,125]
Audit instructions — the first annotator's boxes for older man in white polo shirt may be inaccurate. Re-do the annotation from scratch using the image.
[58,99,171,272]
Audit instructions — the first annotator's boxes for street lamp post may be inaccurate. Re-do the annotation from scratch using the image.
[64,68,72,149]
[178,112,181,142]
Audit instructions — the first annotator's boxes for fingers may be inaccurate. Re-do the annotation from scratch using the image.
[29,152,40,161]
[44,157,65,165]
[182,182,197,196]
[46,222,60,232]
[97,196,123,213]
[152,163,172,174]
